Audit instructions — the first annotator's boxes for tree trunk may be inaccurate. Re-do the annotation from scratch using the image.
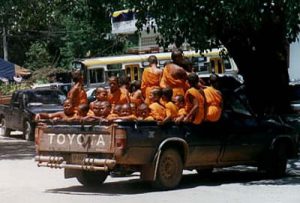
[221,18,291,116]
[2,26,8,61]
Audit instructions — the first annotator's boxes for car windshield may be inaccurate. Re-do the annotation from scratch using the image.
[27,90,66,105]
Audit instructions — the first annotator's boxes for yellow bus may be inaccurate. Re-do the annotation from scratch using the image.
[72,49,238,88]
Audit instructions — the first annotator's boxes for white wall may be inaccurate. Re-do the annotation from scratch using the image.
[289,39,300,81]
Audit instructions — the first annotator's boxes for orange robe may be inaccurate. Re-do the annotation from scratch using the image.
[185,87,205,124]
[149,102,166,121]
[204,86,222,122]
[141,67,161,104]
[67,84,88,110]
[177,108,187,117]
[160,63,189,97]
[108,89,129,105]
[165,101,178,120]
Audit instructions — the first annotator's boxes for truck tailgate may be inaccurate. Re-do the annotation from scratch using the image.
[37,124,115,153]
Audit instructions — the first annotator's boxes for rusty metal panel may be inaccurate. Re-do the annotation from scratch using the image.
[38,125,114,153]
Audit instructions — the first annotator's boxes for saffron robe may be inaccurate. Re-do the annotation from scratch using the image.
[185,87,205,124]
[204,86,222,122]
[149,102,166,121]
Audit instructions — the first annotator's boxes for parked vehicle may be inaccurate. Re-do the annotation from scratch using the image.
[35,75,299,190]
[0,89,65,141]
[32,82,72,96]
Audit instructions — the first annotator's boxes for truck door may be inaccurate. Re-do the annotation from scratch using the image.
[220,92,266,163]
[183,123,224,166]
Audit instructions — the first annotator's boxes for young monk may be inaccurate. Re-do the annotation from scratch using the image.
[77,103,90,118]
[203,74,222,122]
[35,99,77,121]
[67,69,88,111]
[173,95,187,123]
[141,55,162,104]
[107,104,122,121]
[136,103,154,121]
[130,80,144,106]
[84,101,111,122]
[184,73,205,124]
[89,87,108,111]
[118,103,137,121]
[108,76,130,105]
[130,103,137,116]
[161,87,178,124]
[148,88,166,121]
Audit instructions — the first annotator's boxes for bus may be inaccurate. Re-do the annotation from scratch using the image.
[72,49,238,88]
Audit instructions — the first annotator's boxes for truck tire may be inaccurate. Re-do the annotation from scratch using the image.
[265,143,288,178]
[76,171,108,186]
[0,118,11,137]
[153,148,183,190]
[23,121,34,141]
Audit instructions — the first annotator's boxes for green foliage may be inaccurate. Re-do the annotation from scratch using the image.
[24,42,52,71]
[0,83,30,96]
[126,0,300,51]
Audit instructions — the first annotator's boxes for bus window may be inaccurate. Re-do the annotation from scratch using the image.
[192,57,208,73]
[89,68,105,83]
[134,66,138,80]
[125,64,141,81]
[106,69,125,80]
[224,58,232,70]
[210,60,215,73]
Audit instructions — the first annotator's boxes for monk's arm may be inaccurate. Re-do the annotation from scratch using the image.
[185,95,199,122]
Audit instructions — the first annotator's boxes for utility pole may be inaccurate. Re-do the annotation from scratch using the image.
[2,26,8,61]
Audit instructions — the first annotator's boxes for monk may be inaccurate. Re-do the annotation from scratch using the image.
[84,101,111,122]
[161,88,178,124]
[35,99,77,121]
[184,73,205,124]
[148,88,166,121]
[203,74,223,122]
[107,76,130,105]
[160,49,189,97]
[89,87,108,111]
[107,104,122,121]
[141,55,162,104]
[173,95,187,123]
[130,80,144,105]
[118,103,137,121]
[130,103,137,116]
[136,103,154,121]
[67,69,88,111]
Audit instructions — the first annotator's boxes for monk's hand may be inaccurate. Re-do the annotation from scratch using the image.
[183,116,190,123]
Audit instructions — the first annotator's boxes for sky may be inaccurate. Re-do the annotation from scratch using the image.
[289,39,300,81]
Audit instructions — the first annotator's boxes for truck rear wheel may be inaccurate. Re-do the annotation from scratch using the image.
[153,149,183,190]
[23,121,34,141]
[0,118,11,137]
[76,171,108,186]
[265,143,288,178]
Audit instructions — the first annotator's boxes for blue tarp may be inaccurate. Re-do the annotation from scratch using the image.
[0,58,15,80]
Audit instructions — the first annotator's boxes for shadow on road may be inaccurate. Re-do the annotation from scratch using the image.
[0,135,35,160]
[46,161,300,195]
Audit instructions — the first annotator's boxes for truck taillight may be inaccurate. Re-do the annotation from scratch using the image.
[35,123,46,153]
[115,128,127,156]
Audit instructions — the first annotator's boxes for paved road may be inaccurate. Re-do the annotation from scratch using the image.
[1,134,300,203]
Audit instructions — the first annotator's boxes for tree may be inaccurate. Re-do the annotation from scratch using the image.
[127,0,300,115]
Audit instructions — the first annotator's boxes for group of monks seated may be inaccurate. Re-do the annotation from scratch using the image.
[36,49,223,125]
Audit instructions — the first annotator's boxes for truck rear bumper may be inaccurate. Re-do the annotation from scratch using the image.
[35,155,116,171]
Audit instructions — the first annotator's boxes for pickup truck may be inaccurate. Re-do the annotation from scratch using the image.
[0,89,65,141]
[34,76,299,190]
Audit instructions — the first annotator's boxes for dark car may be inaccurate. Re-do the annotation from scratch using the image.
[0,89,65,141]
